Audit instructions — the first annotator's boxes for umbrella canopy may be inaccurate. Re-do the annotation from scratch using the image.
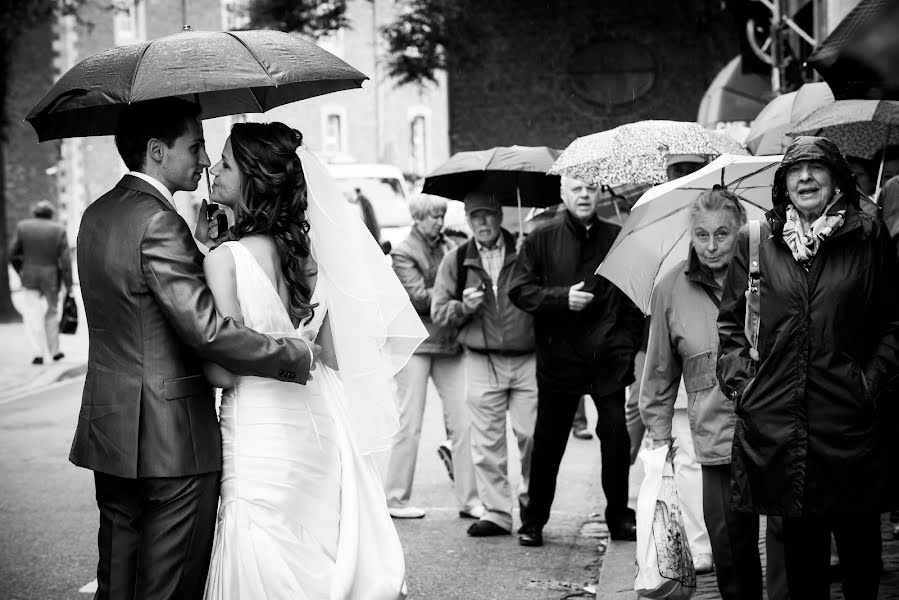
[788,99,899,159]
[421,146,562,208]
[26,28,367,141]
[746,82,835,155]
[697,56,771,128]
[807,0,899,100]
[550,120,748,187]
[598,154,781,315]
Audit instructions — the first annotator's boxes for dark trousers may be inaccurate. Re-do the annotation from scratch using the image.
[94,471,220,600]
[702,464,789,600]
[781,513,881,600]
[524,388,630,528]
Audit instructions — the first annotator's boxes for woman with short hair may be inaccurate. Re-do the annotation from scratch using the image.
[641,187,786,600]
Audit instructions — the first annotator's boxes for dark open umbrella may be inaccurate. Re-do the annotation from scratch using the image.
[807,0,899,100]
[422,146,562,207]
[26,27,367,141]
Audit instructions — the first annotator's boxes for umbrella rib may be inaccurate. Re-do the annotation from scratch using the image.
[224,31,278,86]
[650,228,690,294]
[128,40,154,103]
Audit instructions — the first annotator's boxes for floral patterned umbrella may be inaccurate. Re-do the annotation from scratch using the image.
[550,120,748,187]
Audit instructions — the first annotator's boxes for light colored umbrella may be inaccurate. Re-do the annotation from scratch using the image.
[550,120,748,187]
[789,99,899,197]
[26,27,367,141]
[598,154,782,315]
[745,82,834,155]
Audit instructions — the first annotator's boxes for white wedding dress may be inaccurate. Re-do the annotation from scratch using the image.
[204,240,406,600]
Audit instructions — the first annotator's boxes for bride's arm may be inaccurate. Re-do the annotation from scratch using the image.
[315,313,339,371]
[202,246,240,388]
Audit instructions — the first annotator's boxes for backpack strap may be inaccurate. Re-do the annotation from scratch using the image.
[744,220,762,361]
[454,240,471,301]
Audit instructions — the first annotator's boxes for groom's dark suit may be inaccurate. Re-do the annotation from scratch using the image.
[71,175,311,599]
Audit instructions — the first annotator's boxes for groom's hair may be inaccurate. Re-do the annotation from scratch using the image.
[114,98,202,172]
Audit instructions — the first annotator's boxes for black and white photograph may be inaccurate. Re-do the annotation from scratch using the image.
[2,0,899,598]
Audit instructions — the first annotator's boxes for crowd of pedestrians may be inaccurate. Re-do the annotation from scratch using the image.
[380,136,899,600]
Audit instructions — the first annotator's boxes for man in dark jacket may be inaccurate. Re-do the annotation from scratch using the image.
[9,200,73,364]
[509,175,644,546]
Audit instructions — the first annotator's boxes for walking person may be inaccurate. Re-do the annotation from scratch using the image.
[641,187,787,597]
[509,175,644,547]
[9,200,72,364]
[718,136,899,600]
[201,122,416,598]
[70,99,317,600]
[385,194,482,519]
[431,192,537,537]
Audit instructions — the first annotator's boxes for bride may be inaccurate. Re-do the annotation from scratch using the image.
[198,122,425,599]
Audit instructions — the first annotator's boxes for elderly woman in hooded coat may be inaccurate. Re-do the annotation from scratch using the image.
[717,136,899,600]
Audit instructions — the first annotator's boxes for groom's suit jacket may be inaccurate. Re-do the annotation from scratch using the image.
[70,175,309,479]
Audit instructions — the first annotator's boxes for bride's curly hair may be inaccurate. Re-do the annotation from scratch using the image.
[229,122,317,325]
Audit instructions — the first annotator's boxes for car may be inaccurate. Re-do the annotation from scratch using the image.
[327,163,413,252]
[327,163,468,251]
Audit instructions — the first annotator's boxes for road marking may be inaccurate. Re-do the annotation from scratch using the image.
[79,579,97,593]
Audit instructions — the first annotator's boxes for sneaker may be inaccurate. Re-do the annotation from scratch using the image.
[437,442,454,481]
[518,526,543,547]
[694,553,714,574]
[388,506,426,519]
[459,505,485,519]
[32,357,44,365]
[52,352,65,361]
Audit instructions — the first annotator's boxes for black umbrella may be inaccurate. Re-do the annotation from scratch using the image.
[422,146,562,208]
[807,0,899,100]
[26,27,367,141]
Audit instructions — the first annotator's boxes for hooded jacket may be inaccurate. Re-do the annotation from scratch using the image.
[716,136,899,516]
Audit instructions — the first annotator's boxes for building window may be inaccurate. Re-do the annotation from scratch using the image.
[222,0,250,31]
[113,0,145,46]
[321,107,347,156]
[566,38,657,107]
[409,115,428,176]
[317,29,346,59]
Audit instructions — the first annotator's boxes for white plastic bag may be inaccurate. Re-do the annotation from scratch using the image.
[634,446,697,600]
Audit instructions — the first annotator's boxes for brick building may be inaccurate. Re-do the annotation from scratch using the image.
[444,0,741,152]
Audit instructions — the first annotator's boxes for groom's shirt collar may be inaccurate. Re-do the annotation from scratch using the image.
[129,171,175,209]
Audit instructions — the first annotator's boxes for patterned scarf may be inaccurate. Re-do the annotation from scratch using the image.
[781,197,846,264]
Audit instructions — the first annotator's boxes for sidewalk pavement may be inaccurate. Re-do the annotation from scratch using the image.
[598,457,899,600]
[0,280,88,403]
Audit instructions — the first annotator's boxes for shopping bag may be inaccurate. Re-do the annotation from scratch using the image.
[634,445,696,600]
[59,293,78,335]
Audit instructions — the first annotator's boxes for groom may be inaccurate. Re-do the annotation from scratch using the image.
[70,98,318,600]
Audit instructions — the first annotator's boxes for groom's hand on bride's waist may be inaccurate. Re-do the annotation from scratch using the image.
[296,337,322,382]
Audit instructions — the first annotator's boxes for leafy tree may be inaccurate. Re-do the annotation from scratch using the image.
[247,0,484,85]
[247,0,352,38]
[380,0,483,85]
[0,0,86,322]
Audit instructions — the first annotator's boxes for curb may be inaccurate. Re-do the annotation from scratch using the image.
[597,540,637,600]
[0,361,87,403]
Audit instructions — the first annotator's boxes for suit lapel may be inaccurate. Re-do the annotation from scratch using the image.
[117,175,177,212]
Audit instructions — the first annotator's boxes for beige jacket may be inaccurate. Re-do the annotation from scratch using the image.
[640,251,735,465]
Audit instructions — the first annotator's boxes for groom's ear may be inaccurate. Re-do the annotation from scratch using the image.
[146,137,166,165]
